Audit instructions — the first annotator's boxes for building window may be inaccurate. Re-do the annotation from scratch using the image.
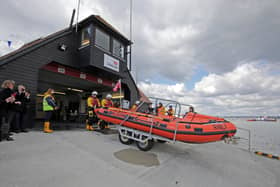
[95,28,110,51]
[113,39,124,59]
[81,27,91,46]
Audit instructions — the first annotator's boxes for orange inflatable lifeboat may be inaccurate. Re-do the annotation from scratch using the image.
[95,107,237,144]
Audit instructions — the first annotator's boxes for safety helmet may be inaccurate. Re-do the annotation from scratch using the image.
[106,94,112,99]
[135,101,140,105]
[92,91,98,95]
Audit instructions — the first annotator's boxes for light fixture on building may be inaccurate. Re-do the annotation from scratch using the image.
[112,95,124,99]
[53,91,66,95]
[67,87,84,92]
[112,92,124,99]
[58,44,68,51]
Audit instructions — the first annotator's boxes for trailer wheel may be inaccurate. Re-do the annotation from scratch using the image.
[118,132,134,145]
[136,138,154,151]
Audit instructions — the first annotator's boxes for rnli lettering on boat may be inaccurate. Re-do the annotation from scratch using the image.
[212,124,227,129]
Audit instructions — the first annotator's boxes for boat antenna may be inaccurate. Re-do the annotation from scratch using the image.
[69,9,76,29]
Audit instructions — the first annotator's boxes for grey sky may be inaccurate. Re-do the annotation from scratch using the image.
[0,0,279,115]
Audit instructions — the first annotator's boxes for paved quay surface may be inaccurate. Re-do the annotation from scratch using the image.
[0,129,279,187]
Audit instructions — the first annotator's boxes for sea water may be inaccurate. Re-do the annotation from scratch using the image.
[227,118,280,156]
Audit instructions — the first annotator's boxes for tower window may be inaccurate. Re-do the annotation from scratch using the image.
[81,27,91,46]
[95,28,110,51]
[113,39,124,59]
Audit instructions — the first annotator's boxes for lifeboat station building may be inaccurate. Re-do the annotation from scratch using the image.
[0,15,140,124]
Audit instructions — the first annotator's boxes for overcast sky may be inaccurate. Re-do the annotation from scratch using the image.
[0,0,280,116]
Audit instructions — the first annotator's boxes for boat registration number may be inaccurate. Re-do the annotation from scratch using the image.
[212,124,227,129]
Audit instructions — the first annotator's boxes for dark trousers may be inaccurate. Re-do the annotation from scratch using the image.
[0,115,7,141]
[45,111,53,122]
[15,112,26,131]
[87,110,98,126]
[8,111,16,132]
[0,111,14,140]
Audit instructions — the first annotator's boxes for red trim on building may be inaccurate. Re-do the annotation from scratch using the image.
[43,62,114,87]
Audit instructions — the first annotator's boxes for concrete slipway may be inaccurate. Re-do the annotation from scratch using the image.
[0,129,279,187]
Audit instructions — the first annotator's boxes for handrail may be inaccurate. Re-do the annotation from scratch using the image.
[237,127,251,152]
[148,97,193,118]
[108,107,169,121]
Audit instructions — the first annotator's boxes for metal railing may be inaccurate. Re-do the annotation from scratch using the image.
[226,127,251,152]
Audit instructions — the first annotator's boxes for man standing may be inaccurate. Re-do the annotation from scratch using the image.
[14,85,30,133]
[86,91,100,131]
[100,94,113,129]
[101,94,113,107]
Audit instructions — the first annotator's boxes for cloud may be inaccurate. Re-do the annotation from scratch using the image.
[1,0,280,116]
[138,62,280,116]
[2,0,280,82]
[132,0,280,82]
[194,62,280,96]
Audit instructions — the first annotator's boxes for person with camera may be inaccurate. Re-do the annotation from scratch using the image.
[0,80,16,141]
[14,85,30,133]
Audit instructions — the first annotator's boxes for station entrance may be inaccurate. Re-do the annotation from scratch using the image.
[35,63,129,123]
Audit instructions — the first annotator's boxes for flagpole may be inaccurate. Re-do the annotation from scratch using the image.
[119,79,122,108]
[76,0,81,33]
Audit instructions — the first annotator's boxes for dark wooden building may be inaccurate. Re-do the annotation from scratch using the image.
[0,15,139,124]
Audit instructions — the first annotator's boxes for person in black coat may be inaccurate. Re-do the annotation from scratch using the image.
[0,80,16,141]
[14,85,30,133]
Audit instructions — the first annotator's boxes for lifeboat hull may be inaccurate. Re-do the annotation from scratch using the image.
[96,108,237,143]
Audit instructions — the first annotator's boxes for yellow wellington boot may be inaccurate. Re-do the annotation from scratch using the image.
[44,122,53,133]
[88,125,94,131]
[85,119,90,130]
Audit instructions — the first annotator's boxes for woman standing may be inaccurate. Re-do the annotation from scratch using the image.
[0,80,16,141]
[42,88,57,133]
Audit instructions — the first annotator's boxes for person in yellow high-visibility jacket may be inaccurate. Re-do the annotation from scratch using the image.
[101,94,113,107]
[157,102,166,116]
[42,88,57,133]
[86,91,100,131]
[100,94,113,129]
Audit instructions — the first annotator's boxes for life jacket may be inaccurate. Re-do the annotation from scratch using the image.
[167,108,174,116]
[43,94,55,111]
[157,106,166,115]
[130,104,138,112]
[101,99,113,107]
[87,96,100,108]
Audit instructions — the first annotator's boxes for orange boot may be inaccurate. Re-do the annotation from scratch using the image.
[44,122,53,133]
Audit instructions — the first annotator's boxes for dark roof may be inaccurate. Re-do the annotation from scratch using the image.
[0,28,69,63]
[0,15,131,64]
